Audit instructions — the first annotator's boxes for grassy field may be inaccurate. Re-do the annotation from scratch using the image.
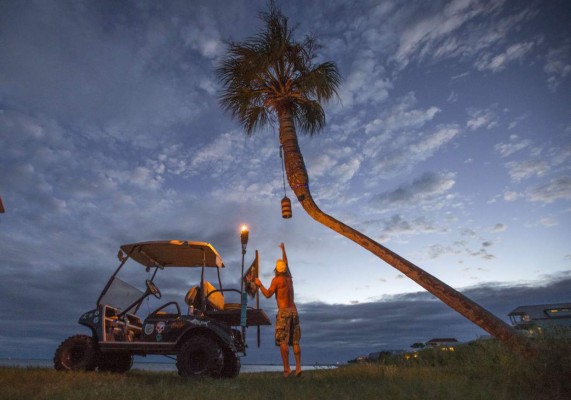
[2,337,569,400]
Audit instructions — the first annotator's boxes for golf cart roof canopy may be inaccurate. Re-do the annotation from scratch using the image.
[120,240,225,269]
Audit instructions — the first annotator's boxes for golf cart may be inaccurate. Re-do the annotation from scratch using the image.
[53,240,271,378]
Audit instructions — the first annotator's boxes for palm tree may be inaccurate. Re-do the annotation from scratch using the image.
[217,4,522,349]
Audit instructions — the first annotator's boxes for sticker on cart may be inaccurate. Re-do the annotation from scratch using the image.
[144,323,154,335]
[156,321,166,333]
[170,321,185,329]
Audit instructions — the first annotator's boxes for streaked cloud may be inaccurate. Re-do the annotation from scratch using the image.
[526,176,571,204]
[377,214,444,242]
[425,243,462,259]
[506,160,550,182]
[503,191,519,202]
[368,125,460,178]
[466,107,499,131]
[393,0,506,68]
[370,171,455,212]
[544,43,571,92]
[340,52,393,108]
[188,132,247,177]
[475,41,535,72]
[539,217,558,227]
[494,135,531,158]
[364,93,441,136]
[491,223,507,233]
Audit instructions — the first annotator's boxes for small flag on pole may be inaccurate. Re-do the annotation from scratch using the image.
[243,250,259,298]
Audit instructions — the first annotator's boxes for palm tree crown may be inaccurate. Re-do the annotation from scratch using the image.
[217,5,341,136]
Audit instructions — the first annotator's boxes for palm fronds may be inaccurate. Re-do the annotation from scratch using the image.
[216,3,340,136]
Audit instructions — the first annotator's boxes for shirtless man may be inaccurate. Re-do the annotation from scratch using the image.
[255,243,301,378]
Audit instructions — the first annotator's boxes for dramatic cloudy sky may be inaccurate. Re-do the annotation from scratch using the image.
[1,0,570,365]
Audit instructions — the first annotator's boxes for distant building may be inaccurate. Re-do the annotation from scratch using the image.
[425,338,459,349]
[508,303,571,332]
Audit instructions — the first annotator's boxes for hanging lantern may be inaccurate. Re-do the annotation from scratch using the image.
[281,196,292,219]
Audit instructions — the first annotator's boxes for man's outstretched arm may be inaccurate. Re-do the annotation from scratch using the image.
[280,242,293,278]
[280,243,288,267]
[254,277,276,299]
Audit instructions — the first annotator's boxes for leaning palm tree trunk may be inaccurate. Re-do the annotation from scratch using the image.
[218,2,528,353]
[278,110,522,347]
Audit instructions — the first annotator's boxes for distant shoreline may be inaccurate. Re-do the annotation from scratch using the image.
[0,358,338,373]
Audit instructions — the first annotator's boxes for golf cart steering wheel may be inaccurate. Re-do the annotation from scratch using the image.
[145,279,162,299]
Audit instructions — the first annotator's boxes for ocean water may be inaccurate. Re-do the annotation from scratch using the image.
[0,359,337,373]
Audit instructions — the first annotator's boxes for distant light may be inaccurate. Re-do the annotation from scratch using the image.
[241,225,248,233]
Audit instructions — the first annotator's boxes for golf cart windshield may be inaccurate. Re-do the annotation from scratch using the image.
[99,277,144,311]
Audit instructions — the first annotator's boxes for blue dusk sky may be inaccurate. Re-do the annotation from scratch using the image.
[1,0,570,365]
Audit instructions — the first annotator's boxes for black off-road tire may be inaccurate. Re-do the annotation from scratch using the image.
[54,334,98,371]
[98,352,133,373]
[219,346,241,378]
[176,335,223,378]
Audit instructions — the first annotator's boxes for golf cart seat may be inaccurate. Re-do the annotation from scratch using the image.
[185,282,241,313]
[184,282,271,327]
[184,286,202,312]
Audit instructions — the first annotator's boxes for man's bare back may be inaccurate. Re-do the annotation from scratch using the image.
[268,274,296,310]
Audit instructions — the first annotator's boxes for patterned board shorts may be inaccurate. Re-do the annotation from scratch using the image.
[275,309,301,346]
